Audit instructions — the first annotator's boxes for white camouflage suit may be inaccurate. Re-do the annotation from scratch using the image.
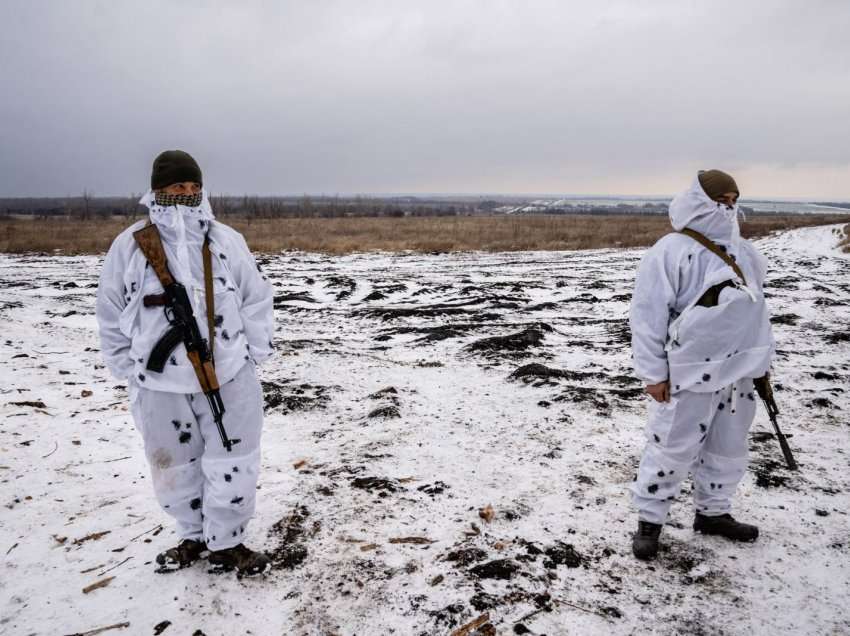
[629,176,775,524]
[96,191,274,550]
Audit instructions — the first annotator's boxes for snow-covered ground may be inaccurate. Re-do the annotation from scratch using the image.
[1,223,848,636]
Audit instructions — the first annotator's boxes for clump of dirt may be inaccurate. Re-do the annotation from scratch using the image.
[368,405,401,419]
[362,290,387,301]
[261,380,333,413]
[604,319,631,345]
[351,477,402,494]
[427,603,466,630]
[469,558,520,580]
[524,302,559,312]
[752,459,792,489]
[807,397,836,409]
[445,547,488,567]
[325,276,357,301]
[509,363,593,384]
[823,331,850,345]
[771,313,800,326]
[466,325,551,357]
[274,291,318,305]
[553,386,612,416]
[369,386,399,400]
[267,505,312,569]
[367,386,401,418]
[812,371,841,381]
[377,322,491,344]
[417,481,450,496]
[543,542,583,569]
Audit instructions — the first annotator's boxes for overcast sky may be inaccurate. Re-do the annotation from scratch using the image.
[1,1,849,199]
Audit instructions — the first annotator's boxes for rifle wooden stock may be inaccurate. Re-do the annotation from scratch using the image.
[186,350,220,392]
[133,224,175,286]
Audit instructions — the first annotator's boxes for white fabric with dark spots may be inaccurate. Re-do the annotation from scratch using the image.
[129,363,264,551]
[629,175,774,391]
[96,189,274,393]
[631,380,758,525]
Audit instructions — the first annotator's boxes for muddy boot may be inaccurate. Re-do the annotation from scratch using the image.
[632,521,662,560]
[208,544,271,577]
[155,539,208,572]
[693,513,759,541]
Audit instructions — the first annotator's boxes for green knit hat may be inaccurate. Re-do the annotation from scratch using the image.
[698,169,739,201]
[151,150,203,190]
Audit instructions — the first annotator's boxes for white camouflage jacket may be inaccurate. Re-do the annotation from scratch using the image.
[629,176,774,393]
[96,191,274,394]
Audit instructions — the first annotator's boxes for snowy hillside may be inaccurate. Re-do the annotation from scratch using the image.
[1,223,848,635]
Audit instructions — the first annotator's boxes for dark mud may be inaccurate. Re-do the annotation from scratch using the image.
[267,505,313,569]
[261,380,334,414]
[466,325,551,358]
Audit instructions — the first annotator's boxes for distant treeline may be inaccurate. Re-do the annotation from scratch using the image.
[0,194,844,219]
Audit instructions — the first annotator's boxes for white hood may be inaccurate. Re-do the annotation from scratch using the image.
[668,175,742,247]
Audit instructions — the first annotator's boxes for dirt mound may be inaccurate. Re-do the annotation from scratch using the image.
[509,363,593,383]
[273,292,318,305]
[368,405,401,419]
[466,325,551,356]
[445,547,487,567]
[325,276,357,301]
[469,558,520,580]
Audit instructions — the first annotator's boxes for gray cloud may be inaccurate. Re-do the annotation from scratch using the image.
[1,0,849,198]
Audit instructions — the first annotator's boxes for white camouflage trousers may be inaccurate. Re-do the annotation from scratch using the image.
[130,363,264,551]
[631,379,757,524]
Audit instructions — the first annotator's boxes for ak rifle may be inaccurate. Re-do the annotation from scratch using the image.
[753,376,797,471]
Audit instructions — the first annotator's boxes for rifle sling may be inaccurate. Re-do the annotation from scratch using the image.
[678,228,747,286]
[202,237,215,363]
[133,221,217,367]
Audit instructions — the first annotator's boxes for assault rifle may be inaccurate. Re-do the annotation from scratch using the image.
[134,224,234,452]
[753,375,797,470]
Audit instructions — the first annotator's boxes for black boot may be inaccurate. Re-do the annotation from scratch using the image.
[208,544,271,577]
[632,520,662,560]
[155,539,208,572]
[693,513,759,542]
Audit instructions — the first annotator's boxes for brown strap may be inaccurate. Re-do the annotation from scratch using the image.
[133,224,175,287]
[202,236,216,363]
[678,228,747,286]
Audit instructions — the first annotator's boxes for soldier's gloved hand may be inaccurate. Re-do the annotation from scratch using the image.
[645,381,670,403]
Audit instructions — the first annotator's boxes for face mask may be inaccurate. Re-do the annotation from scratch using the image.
[155,191,203,207]
[716,200,739,220]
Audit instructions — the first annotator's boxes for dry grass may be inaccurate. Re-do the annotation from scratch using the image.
[1,214,848,255]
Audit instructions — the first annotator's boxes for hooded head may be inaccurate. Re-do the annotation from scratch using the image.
[698,169,738,203]
[669,170,742,245]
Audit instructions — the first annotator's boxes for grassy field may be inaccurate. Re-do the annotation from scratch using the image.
[1,214,848,255]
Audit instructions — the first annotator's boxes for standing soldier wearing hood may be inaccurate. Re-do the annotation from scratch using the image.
[629,170,775,560]
[96,151,275,575]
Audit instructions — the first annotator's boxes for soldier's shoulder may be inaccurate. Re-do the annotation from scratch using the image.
[647,231,694,255]
[109,219,148,250]
[210,220,249,249]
